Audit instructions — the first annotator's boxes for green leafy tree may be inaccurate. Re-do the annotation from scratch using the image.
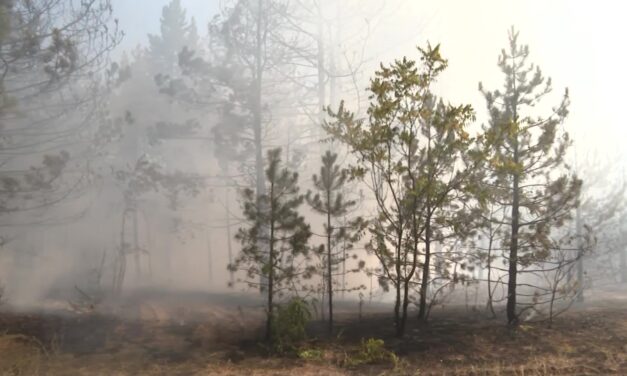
[412,96,483,321]
[325,45,476,336]
[479,28,581,325]
[306,150,365,333]
[230,148,312,341]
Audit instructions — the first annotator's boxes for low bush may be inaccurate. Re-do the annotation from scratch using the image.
[343,338,398,367]
[270,298,312,354]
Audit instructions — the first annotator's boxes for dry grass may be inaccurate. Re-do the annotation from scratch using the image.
[0,291,625,375]
[0,334,45,375]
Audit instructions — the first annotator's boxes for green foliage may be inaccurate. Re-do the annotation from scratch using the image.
[231,148,312,285]
[343,338,398,367]
[478,27,581,324]
[270,298,312,354]
[231,148,312,341]
[298,347,324,360]
[324,43,480,334]
[306,150,366,330]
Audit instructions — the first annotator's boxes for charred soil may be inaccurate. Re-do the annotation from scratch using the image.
[0,289,625,375]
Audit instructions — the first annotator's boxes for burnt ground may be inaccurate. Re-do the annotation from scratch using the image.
[0,287,625,375]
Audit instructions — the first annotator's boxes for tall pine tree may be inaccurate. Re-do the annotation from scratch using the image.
[231,148,312,341]
[306,150,364,333]
[148,0,199,73]
[479,28,581,325]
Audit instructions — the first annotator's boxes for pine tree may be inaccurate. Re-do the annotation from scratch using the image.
[231,148,312,341]
[306,150,365,334]
[148,0,199,72]
[153,0,306,293]
[110,0,206,286]
[0,0,120,227]
[479,28,581,325]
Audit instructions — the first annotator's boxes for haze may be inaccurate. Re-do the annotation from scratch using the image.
[0,1,625,374]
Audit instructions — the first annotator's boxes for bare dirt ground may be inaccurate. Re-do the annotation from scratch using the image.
[0,287,625,375]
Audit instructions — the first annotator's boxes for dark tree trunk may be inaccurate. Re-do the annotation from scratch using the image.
[265,240,274,341]
[507,141,520,326]
[399,277,410,335]
[265,181,275,342]
[225,186,234,285]
[327,203,333,334]
[394,242,402,336]
[418,215,431,321]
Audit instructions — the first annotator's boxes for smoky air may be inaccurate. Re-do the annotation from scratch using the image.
[0,1,624,374]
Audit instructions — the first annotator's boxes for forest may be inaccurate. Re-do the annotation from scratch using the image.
[0,0,625,375]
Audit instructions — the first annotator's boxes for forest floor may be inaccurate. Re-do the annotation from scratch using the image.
[0,286,626,375]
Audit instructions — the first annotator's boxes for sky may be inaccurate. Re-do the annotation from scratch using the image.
[112,0,627,166]
[385,0,626,163]
[112,0,218,51]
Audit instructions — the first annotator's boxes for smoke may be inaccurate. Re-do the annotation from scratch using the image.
[1,0,625,313]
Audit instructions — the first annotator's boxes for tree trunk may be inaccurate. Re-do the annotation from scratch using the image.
[133,208,141,280]
[399,277,410,335]
[316,0,326,142]
[265,181,275,342]
[327,200,333,334]
[418,118,432,322]
[394,242,402,336]
[575,205,584,302]
[206,230,213,283]
[225,186,234,285]
[342,238,346,299]
[265,235,274,341]
[418,215,431,321]
[254,0,268,293]
[486,233,496,318]
[507,143,520,326]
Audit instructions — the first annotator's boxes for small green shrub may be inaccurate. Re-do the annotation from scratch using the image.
[298,348,324,360]
[343,338,398,367]
[270,298,312,354]
[360,338,390,363]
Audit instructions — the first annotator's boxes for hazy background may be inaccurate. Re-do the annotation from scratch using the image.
[113,0,625,156]
[2,0,625,308]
